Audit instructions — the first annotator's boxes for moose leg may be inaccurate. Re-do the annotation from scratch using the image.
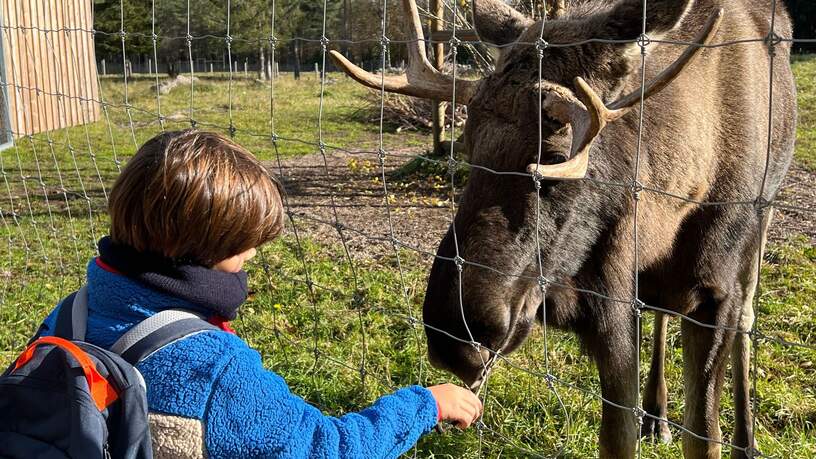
[731,211,771,458]
[642,311,672,443]
[592,325,639,459]
[730,307,754,459]
[681,297,740,459]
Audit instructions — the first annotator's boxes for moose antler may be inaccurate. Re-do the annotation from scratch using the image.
[528,9,724,180]
[329,0,481,105]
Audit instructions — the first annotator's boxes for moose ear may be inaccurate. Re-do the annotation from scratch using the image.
[472,0,533,47]
[604,0,695,39]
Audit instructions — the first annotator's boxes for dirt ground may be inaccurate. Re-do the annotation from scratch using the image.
[273,148,815,259]
[274,148,453,259]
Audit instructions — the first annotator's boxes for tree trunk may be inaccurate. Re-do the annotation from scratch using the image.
[165,57,179,79]
[431,0,445,155]
[293,40,301,80]
[259,46,267,80]
[341,0,349,55]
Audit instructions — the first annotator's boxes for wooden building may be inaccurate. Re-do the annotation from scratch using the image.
[0,0,100,147]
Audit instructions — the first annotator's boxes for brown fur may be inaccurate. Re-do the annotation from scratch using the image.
[420,1,796,458]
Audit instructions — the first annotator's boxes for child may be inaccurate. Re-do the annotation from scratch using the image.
[35,130,482,458]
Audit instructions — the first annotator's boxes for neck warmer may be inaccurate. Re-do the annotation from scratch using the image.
[97,236,248,320]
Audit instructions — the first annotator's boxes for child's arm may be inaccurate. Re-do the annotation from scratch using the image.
[203,344,458,459]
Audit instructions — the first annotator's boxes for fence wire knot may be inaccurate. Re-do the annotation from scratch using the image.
[271,133,279,142]
[632,407,646,425]
[268,36,278,48]
[224,35,233,45]
[380,35,390,48]
[447,157,458,176]
[631,180,644,200]
[765,32,782,52]
[469,340,482,352]
[453,255,465,272]
[185,34,193,45]
[636,33,651,50]
[631,298,645,317]
[119,30,127,40]
[537,275,549,293]
[320,36,330,49]
[151,33,158,43]
[753,196,771,212]
[377,148,386,166]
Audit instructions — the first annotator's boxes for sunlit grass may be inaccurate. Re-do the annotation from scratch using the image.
[0,58,814,457]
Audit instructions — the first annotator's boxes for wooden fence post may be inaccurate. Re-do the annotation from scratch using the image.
[431,0,445,155]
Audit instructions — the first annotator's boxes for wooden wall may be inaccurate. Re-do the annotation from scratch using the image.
[1,0,100,137]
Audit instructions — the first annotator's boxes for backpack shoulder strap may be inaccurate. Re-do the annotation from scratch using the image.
[53,286,88,341]
[110,309,219,365]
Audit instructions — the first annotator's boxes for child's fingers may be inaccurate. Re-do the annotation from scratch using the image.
[464,396,482,418]
[455,400,480,428]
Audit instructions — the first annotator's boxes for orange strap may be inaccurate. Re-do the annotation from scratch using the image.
[14,336,119,411]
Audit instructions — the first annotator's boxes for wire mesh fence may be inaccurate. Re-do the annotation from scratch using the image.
[0,0,814,457]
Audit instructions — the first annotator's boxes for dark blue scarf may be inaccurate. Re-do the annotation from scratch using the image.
[97,236,248,320]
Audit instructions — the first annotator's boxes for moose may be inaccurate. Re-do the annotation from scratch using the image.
[331,0,796,457]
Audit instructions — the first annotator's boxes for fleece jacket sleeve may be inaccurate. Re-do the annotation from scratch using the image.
[205,344,439,459]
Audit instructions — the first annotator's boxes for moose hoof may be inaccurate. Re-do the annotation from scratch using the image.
[641,417,673,444]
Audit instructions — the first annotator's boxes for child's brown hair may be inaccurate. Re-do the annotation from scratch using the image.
[108,130,284,267]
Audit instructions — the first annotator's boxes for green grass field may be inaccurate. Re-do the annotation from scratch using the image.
[0,58,814,457]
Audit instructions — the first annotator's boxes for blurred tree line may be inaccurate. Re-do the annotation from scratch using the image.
[93,0,815,79]
[787,0,816,53]
[93,0,427,78]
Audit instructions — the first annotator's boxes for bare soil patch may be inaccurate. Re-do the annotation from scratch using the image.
[274,148,453,259]
[273,151,815,259]
[771,162,816,244]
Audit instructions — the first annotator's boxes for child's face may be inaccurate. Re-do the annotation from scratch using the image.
[213,247,257,273]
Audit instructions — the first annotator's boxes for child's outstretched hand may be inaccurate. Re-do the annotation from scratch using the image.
[428,383,483,429]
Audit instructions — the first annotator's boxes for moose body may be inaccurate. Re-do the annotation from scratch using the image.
[332,0,796,457]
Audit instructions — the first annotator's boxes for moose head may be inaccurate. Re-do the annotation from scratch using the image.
[331,0,721,386]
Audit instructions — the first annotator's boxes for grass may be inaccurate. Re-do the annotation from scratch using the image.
[793,56,816,170]
[7,72,426,176]
[0,58,814,457]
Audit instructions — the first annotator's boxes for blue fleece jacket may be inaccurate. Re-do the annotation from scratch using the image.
[39,259,438,458]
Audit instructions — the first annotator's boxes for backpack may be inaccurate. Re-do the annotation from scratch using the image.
[0,286,219,459]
